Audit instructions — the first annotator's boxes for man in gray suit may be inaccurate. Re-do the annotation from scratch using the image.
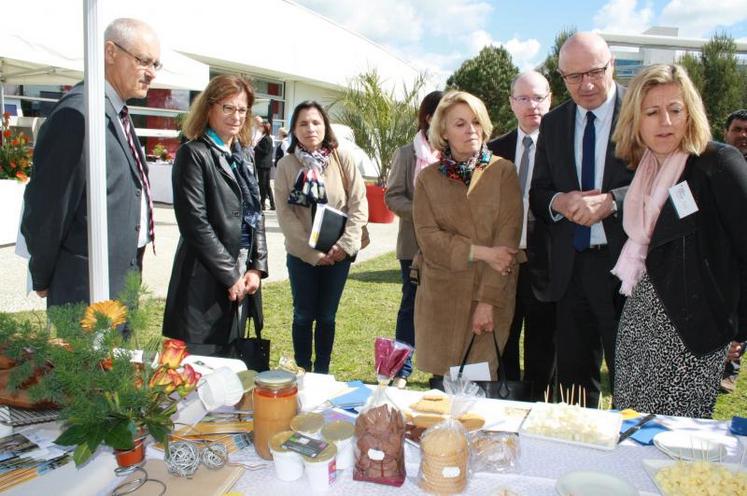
[22,18,160,307]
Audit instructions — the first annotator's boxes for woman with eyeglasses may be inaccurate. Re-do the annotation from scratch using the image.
[275,101,368,374]
[413,91,523,385]
[163,75,268,357]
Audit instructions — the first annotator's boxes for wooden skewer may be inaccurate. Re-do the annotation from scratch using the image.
[570,384,575,406]
[560,385,565,403]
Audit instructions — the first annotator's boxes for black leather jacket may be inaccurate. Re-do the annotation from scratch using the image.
[163,137,268,345]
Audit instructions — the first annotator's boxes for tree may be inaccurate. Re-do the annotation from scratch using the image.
[540,27,576,109]
[446,46,518,136]
[701,33,741,140]
[678,52,704,93]
[332,70,425,185]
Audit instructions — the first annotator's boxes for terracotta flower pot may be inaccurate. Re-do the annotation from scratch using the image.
[366,183,394,224]
[114,438,145,468]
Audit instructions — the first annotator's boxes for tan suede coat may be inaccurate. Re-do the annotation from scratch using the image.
[275,148,368,265]
[413,156,524,378]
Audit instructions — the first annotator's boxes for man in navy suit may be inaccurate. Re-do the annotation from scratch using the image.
[487,71,555,399]
[529,33,633,406]
[22,18,160,307]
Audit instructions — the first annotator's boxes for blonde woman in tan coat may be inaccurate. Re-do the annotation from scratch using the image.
[413,91,524,383]
[275,101,368,374]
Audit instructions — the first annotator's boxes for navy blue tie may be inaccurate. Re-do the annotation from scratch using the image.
[573,111,595,251]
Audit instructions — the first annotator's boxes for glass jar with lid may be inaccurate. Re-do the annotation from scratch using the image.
[253,370,298,460]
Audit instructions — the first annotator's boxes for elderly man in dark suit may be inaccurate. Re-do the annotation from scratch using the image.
[488,71,555,399]
[22,18,160,307]
[529,33,633,406]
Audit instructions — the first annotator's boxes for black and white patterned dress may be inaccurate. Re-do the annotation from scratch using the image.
[614,274,728,418]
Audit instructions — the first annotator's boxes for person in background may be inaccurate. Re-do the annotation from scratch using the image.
[611,64,747,417]
[488,71,555,399]
[529,33,633,407]
[385,90,443,389]
[275,101,368,374]
[720,108,747,393]
[254,120,275,210]
[22,18,159,307]
[274,127,289,165]
[252,115,263,146]
[724,109,747,160]
[413,90,523,385]
[162,75,268,357]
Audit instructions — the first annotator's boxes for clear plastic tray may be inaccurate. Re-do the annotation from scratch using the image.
[519,402,623,451]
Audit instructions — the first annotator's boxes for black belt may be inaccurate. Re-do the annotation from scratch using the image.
[577,244,608,252]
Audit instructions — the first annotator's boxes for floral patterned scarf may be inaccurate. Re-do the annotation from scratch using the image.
[288,144,331,207]
[438,145,492,186]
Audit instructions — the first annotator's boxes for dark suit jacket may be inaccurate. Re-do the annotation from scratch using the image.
[646,142,747,355]
[253,134,274,170]
[21,83,145,307]
[529,84,634,302]
[162,137,268,345]
[487,129,518,162]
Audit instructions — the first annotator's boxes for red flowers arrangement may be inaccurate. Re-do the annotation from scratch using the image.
[0,112,32,181]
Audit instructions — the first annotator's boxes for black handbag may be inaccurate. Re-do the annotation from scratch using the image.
[431,332,533,401]
[234,304,270,372]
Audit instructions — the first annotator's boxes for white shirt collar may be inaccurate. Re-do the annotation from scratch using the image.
[576,84,616,122]
[517,127,540,146]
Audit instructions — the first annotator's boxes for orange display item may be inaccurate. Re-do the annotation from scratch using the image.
[253,371,298,460]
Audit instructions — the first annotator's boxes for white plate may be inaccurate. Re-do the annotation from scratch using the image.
[653,430,726,461]
[556,471,639,496]
[642,459,747,496]
[520,402,623,450]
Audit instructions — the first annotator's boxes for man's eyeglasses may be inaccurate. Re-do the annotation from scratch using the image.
[112,41,163,72]
[511,94,549,105]
[220,104,249,116]
[559,62,610,84]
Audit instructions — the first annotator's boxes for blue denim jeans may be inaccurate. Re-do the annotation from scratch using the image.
[287,254,351,374]
[395,259,416,378]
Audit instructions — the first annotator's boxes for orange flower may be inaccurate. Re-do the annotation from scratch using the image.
[2,130,10,139]
[176,364,201,396]
[149,366,183,394]
[100,357,113,371]
[80,300,128,331]
[15,171,27,182]
[159,339,189,369]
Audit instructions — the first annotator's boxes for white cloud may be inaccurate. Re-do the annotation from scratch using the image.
[467,31,542,71]
[660,0,747,37]
[593,0,654,33]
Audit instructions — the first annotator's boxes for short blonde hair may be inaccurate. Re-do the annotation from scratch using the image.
[182,74,255,146]
[428,91,493,152]
[613,64,710,168]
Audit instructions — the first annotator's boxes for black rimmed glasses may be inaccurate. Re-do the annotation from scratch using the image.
[112,41,163,71]
[511,94,550,105]
[559,61,610,84]
[220,104,249,116]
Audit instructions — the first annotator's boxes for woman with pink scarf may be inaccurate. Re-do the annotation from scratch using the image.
[611,64,747,417]
[384,90,443,388]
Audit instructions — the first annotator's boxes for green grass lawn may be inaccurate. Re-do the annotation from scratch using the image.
[11,252,746,419]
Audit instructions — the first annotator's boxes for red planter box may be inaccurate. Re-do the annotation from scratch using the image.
[366,184,395,224]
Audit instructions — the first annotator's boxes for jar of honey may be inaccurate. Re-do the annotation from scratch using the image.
[253,370,298,460]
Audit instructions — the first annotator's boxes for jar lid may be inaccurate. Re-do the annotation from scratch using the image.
[302,442,337,463]
[290,412,324,434]
[321,420,354,442]
[255,370,296,389]
[269,430,295,453]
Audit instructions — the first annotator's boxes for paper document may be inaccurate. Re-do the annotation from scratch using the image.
[449,361,491,381]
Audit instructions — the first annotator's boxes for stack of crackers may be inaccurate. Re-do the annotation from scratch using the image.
[406,392,485,431]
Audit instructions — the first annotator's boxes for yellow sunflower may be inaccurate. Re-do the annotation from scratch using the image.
[80,300,128,331]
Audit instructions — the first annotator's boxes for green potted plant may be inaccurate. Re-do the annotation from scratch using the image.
[0,276,200,467]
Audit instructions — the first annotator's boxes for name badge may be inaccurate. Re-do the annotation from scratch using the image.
[668,181,698,219]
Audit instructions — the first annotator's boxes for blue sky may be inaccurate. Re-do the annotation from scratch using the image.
[296,0,747,83]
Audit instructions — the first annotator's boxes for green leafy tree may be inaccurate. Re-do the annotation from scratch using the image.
[540,27,576,108]
[446,46,518,136]
[701,33,741,140]
[332,70,425,185]
[678,52,705,93]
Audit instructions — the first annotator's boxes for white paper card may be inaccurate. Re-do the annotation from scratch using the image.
[449,361,491,381]
[669,181,698,219]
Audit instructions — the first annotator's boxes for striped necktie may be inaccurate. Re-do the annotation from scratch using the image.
[119,105,155,253]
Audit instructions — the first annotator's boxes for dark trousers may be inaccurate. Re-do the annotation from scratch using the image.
[503,261,556,397]
[287,254,351,374]
[257,168,275,209]
[394,259,416,378]
[555,248,623,407]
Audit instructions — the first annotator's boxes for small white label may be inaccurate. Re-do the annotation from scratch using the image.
[669,181,698,219]
[367,448,385,461]
[442,466,461,478]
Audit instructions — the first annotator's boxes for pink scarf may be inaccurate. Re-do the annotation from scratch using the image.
[412,130,440,187]
[611,149,688,295]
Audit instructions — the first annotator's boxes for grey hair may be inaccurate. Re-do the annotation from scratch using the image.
[104,18,155,46]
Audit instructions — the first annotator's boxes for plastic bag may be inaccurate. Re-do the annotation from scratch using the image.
[353,386,406,486]
[417,376,481,494]
[374,337,413,385]
[469,431,520,473]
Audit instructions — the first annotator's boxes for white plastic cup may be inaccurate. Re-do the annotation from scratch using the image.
[321,420,354,471]
[303,444,337,493]
[269,431,304,481]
